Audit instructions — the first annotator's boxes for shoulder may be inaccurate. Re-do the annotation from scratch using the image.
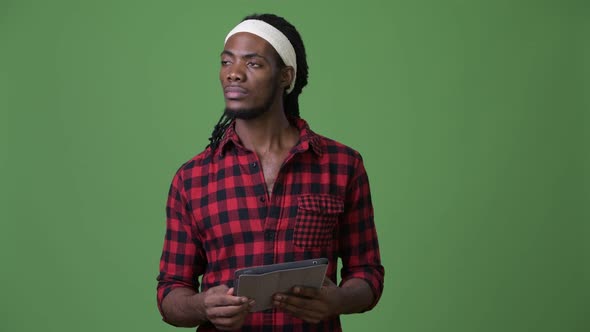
[296,117,364,163]
[171,147,215,183]
[315,133,364,164]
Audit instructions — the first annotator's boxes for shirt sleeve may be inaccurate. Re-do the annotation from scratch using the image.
[156,166,206,320]
[338,155,385,310]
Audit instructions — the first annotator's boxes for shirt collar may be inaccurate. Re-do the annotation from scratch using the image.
[216,117,323,158]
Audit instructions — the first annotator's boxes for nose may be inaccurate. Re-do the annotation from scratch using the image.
[226,63,245,82]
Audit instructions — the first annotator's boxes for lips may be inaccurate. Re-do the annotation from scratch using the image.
[224,86,248,99]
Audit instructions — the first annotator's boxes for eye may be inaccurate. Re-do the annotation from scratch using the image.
[221,60,231,66]
[247,61,261,68]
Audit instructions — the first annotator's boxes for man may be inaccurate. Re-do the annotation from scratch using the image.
[157,13,384,331]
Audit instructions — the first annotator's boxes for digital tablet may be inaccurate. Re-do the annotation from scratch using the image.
[234,258,329,312]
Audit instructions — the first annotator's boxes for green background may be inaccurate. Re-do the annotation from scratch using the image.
[1,0,588,331]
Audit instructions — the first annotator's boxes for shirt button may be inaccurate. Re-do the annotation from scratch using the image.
[264,230,275,240]
[250,162,257,168]
[260,196,266,202]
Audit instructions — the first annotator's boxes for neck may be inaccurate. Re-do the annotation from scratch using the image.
[234,106,298,156]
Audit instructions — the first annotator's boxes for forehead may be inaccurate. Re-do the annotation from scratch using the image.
[223,32,278,59]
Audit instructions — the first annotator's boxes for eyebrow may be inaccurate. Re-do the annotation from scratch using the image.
[221,50,269,62]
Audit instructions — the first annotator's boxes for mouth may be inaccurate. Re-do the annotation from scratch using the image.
[224,86,248,99]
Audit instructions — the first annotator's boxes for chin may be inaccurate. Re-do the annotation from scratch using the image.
[224,106,269,120]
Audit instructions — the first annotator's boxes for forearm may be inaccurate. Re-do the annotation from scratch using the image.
[336,278,375,314]
[161,287,208,327]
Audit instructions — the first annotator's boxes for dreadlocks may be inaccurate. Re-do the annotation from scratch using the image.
[207,13,309,151]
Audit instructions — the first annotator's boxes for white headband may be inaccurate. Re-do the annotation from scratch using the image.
[224,19,297,94]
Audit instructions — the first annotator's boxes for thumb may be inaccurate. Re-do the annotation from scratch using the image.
[226,287,235,296]
[322,277,337,288]
[208,284,230,294]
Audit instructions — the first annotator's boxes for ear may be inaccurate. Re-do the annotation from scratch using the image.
[281,66,295,91]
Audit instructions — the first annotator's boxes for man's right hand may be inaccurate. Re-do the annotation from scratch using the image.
[202,285,253,331]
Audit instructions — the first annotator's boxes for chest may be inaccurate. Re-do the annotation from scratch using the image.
[260,154,285,195]
[190,152,349,247]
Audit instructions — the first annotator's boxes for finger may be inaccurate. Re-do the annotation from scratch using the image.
[210,305,250,331]
[273,292,329,320]
[207,284,230,294]
[205,293,249,307]
[276,300,323,324]
[212,313,248,331]
[207,302,250,319]
[291,285,322,298]
[226,287,234,296]
[274,293,320,313]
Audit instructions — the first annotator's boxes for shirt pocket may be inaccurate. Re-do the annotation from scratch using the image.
[294,194,344,249]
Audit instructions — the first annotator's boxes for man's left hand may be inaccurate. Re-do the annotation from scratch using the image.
[272,278,342,324]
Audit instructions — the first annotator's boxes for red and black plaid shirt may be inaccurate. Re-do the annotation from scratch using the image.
[157,118,384,331]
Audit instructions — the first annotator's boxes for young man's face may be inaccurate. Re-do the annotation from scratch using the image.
[220,32,286,119]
